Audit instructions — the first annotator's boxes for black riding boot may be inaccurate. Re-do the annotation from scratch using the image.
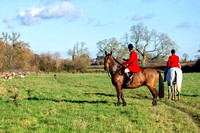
[164,69,168,82]
[123,74,131,86]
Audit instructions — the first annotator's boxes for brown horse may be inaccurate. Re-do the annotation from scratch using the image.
[104,51,164,106]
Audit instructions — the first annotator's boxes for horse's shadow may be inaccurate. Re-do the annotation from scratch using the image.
[26,90,155,105]
[27,97,108,104]
[181,94,200,97]
[84,92,115,97]
[26,91,112,104]
[85,92,154,100]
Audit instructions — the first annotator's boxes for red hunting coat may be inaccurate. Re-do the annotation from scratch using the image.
[122,50,142,73]
[167,54,181,69]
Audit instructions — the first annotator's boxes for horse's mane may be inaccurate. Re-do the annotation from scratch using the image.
[113,56,123,66]
[110,55,123,74]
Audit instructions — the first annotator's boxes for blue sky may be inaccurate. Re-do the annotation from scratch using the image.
[0,0,200,60]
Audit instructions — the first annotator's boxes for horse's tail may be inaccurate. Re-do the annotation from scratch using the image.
[175,71,177,83]
[175,69,182,93]
[158,71,164,98]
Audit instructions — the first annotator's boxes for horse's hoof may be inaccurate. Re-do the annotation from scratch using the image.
[117,103,121,106]
[123,102,127,106]
[152,103,157,106]
[152,101,157,106]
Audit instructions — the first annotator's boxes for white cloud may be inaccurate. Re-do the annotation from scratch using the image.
[4,1,83,27]
[3,17,15,28]
[132,14,143,21]
[132,13,155,21]
[18,7,44,25]
[95,22,104,27]
[176,22,191,29]
[40,2,81,18]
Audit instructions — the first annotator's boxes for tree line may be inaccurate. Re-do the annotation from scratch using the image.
[0,32,90,72]
[1,24,198,72]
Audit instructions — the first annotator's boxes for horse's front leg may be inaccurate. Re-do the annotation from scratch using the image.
[116,84,126,106]
[121,90,126,106]
[117,93,121,106]
[116,86,121,106]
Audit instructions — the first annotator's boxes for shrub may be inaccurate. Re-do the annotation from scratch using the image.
[64,59,89,73]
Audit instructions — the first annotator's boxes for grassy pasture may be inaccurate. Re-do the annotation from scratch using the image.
[0,72,199,132]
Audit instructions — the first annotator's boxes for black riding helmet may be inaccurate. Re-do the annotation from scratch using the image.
[128,44,133,50]
[171,49,175,54]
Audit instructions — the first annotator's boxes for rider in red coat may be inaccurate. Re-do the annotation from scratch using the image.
[167,54,181,69]
[164,49,181,81]
[122,44,142,85]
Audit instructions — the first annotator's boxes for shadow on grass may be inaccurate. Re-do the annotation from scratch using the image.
[85,92,154,101]
[129,93,152,100]
[27,97,108,104]
[84,92,115,97]
[181,94,200,97]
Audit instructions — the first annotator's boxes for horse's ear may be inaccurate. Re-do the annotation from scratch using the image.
[110,51,112,55]
[105,51,108,55]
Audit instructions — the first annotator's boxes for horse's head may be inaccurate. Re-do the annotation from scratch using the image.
[104,51,113,71]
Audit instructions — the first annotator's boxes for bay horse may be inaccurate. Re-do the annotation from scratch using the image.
[166,67,182,100]
[104,51,164,106]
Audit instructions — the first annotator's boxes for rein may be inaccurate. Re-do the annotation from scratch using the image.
[105,56,124,79]
[106,70,112,79]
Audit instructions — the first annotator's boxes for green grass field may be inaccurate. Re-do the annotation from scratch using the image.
[0,72,199,132]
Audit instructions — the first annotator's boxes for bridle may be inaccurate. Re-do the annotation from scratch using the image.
[104,55,112,79]
[104,54,125,80]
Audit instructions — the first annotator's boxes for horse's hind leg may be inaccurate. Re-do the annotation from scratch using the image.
[177,89,181,100]
[174,84,177,100]
[177,84,181,100]
[168,86,171,99]
[171,86,174,100]
[148,86,158,106]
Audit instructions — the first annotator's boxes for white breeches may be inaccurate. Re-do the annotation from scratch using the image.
[124,68,130,73]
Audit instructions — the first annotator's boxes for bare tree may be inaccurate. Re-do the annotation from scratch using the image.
[9,32,31,69]
[2,32,15,69]
[96,37,128,61]
[0,38,6,69]
[182,53,189,62]
[0,32,31,69]
[126,23,176,67]
[68,42,90,60]
[53,52,61,72]
[66,42,91,72]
